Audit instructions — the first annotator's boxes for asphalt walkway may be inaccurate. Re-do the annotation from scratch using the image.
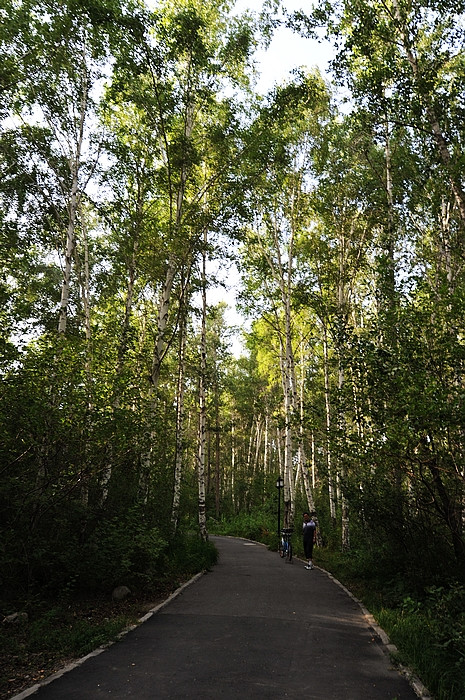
[15,536,427,699]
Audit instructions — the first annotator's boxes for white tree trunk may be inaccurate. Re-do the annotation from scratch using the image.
[151,101,196,392]
[231,417,236,512]
[338,239,350,552]
[75,206,92,507]
[171,309,187,533]
[311,431,316,488]
[339,357,350,552]
[197,229,208,540]
[322,321,336,522]
[263,413,269,474]
[281,335,295,528]
[151,261,177,391]
[391,0,465,223]
[297,338,317,519]
[58,67,87,334]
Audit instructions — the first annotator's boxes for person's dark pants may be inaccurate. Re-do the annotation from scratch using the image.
[304,540,314,559]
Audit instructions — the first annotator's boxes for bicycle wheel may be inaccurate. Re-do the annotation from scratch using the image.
[279,539,285,557]
[287,542,293,562]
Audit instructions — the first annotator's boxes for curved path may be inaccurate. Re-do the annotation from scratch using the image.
[17,536,427,699]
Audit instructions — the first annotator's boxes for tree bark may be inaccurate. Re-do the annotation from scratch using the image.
[171,303,187,533]
[197,228,208,541]
[58,64,87,334]
[322,321,336,522]
[151,100,196,392]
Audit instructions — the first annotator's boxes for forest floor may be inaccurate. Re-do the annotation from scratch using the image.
[1,589,172,700]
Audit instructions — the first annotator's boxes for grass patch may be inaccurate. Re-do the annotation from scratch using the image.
[376,607,465,700]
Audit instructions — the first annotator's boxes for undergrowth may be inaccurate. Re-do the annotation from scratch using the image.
[208,511,277,548]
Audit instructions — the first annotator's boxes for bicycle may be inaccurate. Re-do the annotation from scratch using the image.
[279,527,293,562]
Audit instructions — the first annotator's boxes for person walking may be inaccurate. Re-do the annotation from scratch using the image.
[303,512,316,570]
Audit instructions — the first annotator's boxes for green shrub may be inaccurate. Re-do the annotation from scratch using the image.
[161,533,218,584]
[77,515,166,591]
[0,529,219,698]
[377,598,465,700]
[208,509,277,549]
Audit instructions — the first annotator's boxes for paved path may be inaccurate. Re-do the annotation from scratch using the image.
[19,536,424,699]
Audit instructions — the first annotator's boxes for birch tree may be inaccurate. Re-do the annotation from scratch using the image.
[241,72,329,527]
[3,0,118,335]
[295,0,465,227]
[197,228,208,540]
[112,0,256,395]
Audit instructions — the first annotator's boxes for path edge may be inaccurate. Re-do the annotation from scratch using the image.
[314,562,434,700]
[9,571,205,700]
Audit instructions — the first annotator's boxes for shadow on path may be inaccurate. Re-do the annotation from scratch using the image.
[14,536,429,699]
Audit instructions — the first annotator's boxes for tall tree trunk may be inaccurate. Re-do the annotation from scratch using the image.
[273,226,297,528]
[231,416,236,513]
[151,101,196,392]
[78,209,92,346]
[338,237,350,552]
[297,336,320,542]
[75,205,92,507]
[391,0,465,224]
[151,261,177,391]
[252,417,263,479]
[214,390,221,519]
[339,358,350,553]
[58,65,87,334]
[438,197,453,286]
[281,333,295,528]
[311,431,316,488]
[276,425,283,484]
[117,225,140,377]
[171,302,187,533]
[377,112,396,315]
[263,413,269,474]
[197,229,208,541]
[322,320,336,523]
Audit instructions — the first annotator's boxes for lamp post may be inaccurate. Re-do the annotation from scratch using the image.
[276,476,284,537]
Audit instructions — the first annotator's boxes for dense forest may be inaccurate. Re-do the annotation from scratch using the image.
[2,0,465,696]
